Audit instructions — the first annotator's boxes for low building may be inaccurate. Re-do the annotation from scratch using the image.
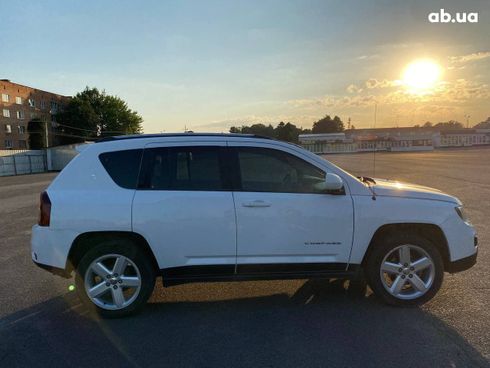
[0,79,70,150]
[299,133,357,154]
[389,138,434,151]
[299,133,347,143]
[435,129,490,148]
[299,129,436,154]
[298,126,490,154]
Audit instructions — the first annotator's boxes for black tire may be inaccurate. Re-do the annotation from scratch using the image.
[365,232,444,306]
[75,238,156,318]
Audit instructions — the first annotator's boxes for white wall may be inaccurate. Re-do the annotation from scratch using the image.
[47,144,80,171]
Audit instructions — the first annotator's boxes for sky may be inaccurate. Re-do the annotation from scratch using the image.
[1,0,489,132]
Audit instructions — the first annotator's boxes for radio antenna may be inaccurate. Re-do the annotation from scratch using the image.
[373,103,377,178]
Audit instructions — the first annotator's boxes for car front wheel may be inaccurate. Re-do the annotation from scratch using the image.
[75,239,156,318]
[365,234,444,306]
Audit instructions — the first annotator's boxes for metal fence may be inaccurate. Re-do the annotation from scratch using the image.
[0,150,46,176]
[0,144,83,177]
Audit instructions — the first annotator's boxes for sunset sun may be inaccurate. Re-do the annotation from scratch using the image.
[402,59,442,94]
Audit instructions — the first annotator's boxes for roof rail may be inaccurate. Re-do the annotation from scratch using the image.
[95,133,274,143]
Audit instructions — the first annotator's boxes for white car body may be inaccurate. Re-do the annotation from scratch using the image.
[31,134,478,285]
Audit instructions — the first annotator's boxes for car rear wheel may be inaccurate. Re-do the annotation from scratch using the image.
[75,239,156,318]
[365,233,444,306]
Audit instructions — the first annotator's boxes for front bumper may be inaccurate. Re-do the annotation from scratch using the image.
[440,214,478,262]
[447,246,478,273]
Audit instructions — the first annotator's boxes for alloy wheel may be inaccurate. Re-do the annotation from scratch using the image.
[379,244,435,300]
[84,254,142,310]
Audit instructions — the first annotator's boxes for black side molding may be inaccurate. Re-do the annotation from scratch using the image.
[161,263,361,286]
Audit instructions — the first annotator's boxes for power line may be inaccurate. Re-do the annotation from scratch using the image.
[55,123,97,133]
[56,122,126,134]
[49,132,97,140]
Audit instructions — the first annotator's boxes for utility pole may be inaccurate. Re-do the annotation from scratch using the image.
[45,120,49,148]
[373,103,377,178]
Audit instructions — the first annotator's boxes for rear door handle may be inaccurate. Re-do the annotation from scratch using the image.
[242,200,271,208]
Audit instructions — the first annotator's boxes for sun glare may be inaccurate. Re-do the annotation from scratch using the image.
[402,60,441,94]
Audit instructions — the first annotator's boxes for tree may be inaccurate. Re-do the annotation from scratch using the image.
[274,121,302,143]
[27,118,46,149]
[229,115,346,143]
[474,117,490,129]
[229,123,275,138]
[433,120,464,129]
[311,115,344,134]
[423,121,433,128]
[56,87,143,144]
[229,122,306,143]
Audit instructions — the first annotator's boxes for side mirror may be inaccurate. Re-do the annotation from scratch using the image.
[314,173,344,193]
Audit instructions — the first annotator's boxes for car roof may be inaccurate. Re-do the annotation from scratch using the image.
[96,133,273,143]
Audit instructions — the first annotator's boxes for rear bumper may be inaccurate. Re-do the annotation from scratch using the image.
[31,224,79,270]
[447,247,478,273]
[32,259,72,278]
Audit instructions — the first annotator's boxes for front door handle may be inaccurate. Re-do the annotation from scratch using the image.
[242,200,271,208]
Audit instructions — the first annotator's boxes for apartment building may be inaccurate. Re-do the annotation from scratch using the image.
[0,79,70,150]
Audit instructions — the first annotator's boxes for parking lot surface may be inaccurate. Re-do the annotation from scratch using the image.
[0,147,489,367]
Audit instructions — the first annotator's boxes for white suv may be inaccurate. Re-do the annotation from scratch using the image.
[31,134,478,317]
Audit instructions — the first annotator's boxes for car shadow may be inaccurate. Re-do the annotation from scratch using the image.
[0,278,488,368]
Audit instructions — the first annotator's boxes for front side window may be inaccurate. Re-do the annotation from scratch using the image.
[140,146,225,191]
[2,109,9,118]
[99,149,143,189]
[15,96,22,105]
[236,147,325,194]
[16,110,25,119]
[5,124,12,133]
[1,94,9,102]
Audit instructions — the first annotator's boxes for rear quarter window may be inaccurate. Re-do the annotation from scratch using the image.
[99,149,143,189]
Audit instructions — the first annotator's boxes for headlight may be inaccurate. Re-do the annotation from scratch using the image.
[455,206,471,225]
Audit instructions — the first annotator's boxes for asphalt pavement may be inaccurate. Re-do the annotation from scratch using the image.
[0,147,489,367]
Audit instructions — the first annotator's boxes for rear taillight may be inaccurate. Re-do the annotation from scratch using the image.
[39,191,51,227]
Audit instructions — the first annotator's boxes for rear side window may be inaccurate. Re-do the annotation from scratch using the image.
[139,146,227,191]
[99,149,143,189]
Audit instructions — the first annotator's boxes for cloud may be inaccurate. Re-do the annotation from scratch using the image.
[435,79,490,102]
[356,54,379,61]
[289,94,378,109]
[449,51,490,66]
[365,78,400,89]
[346,84,363,93]
[288,79,490,110]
